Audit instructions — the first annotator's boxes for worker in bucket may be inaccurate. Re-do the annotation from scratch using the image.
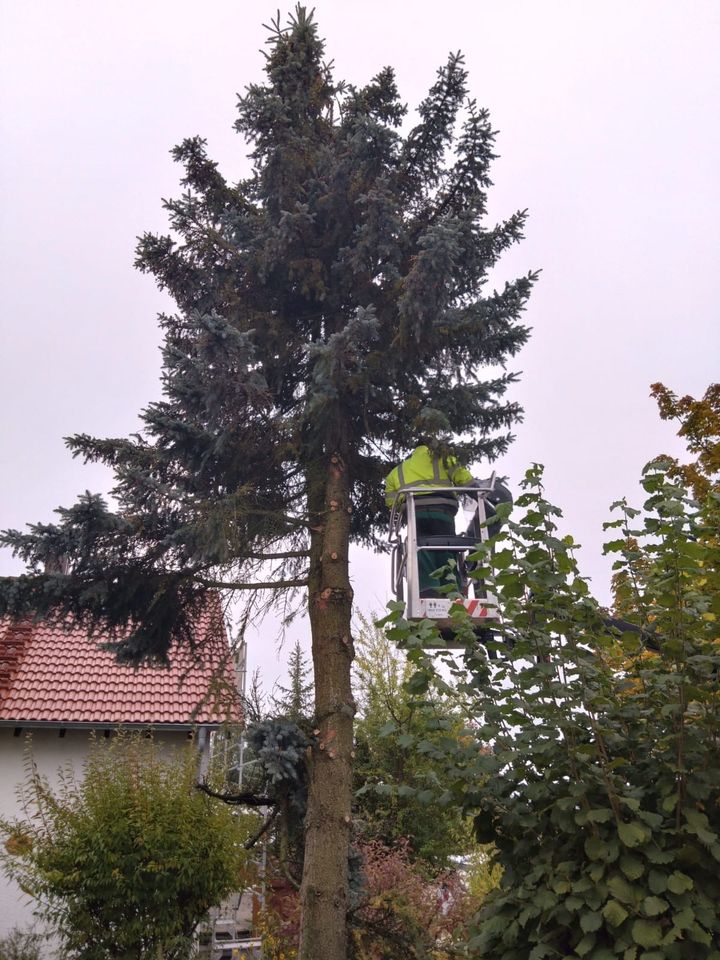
[385,442,471,598]
[385,441,511,598]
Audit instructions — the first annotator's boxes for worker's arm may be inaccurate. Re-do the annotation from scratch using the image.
[447,458,474,487]
[385,468,400,508]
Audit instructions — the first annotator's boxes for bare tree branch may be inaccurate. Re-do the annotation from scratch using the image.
[241,549,310,560]
[195,577,309,590]
[196,781,274,807]
[244,806,280,849]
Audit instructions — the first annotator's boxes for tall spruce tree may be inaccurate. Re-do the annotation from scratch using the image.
[0,8,534,958]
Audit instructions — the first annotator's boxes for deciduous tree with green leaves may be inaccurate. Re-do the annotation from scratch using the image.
[384,461,720,958]
[651,382,720,501]
[612,382,719,621]
[353,615,472,867]
[0,734,251,960]
[0,8,533,957]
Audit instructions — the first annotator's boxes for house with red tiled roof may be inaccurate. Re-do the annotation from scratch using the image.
[0,600,242,942]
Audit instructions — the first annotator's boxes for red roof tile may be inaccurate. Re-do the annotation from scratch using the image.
[0,598,241,727]
[0,619,32,698]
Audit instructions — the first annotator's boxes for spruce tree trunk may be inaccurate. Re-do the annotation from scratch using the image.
[299,452,354,960]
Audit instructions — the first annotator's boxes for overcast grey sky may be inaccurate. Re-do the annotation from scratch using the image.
[1,1,718,687]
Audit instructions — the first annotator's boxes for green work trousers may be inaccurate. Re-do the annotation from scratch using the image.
[415,505,462,597]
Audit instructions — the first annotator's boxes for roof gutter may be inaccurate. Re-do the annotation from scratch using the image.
[0,720,226,732]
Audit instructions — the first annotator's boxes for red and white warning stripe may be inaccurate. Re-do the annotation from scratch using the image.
[453,599,489,617]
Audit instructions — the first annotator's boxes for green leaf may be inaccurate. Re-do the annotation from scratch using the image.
[608,873,637,904]
[683,807,718,845]
[642,895,668,916]
[528,945,555,960]
[619,855,644,880]
[575,933,596,956]
[636,809,663,828]
[405,671,430,694]
[603,899,629,926]
[604,537,630,553]
[587,808,614,824]
[667,871,693,894]
[396,733,414,748]
[377,721,397,737]
[632,918,663,947]
[585,836,609,861]
[645,845,674,864]
[492,548,514,569]
[687,922,712,946]
[672,906,695,931]
[534,889,557,910]
[580,911,603,933]
[618,820,651,848]
[647,869,667,895]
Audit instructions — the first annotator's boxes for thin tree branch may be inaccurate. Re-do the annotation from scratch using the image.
[196,781,274,807]
[282,862,301,891]
[240,550,311,560]
[244,807,280,849]
[195,577,309,590]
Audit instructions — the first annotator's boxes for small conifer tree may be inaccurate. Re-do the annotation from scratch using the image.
[272,640,314,723]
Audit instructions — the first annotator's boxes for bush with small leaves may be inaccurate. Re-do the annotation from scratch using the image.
[0,929,43,960]
[0,733,253,960]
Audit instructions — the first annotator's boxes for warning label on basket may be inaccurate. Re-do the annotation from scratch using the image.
[420,598,497,618]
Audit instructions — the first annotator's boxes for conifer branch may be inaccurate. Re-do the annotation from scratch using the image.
[241,549,310,560]
[195,576,309,591]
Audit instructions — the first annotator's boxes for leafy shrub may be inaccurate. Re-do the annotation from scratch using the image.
[353,615,476,868]
[1,733,252,960]
[0,929,43,960]
[349,838,478,959]
[385,461,720,959]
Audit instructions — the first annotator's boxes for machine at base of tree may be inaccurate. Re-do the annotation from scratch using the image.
[388,477,501,648]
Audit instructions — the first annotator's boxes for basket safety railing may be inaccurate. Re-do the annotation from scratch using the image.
[388,475,498,620]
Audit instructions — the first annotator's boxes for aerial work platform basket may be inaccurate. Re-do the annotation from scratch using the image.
[388,477,500,646]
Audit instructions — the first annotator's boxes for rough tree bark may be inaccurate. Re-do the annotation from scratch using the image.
[299,451,355,960]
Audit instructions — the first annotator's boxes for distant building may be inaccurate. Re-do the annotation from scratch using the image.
[0,599,241,942]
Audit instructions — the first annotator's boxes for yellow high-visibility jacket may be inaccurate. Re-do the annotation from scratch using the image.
[384,445,473,508]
